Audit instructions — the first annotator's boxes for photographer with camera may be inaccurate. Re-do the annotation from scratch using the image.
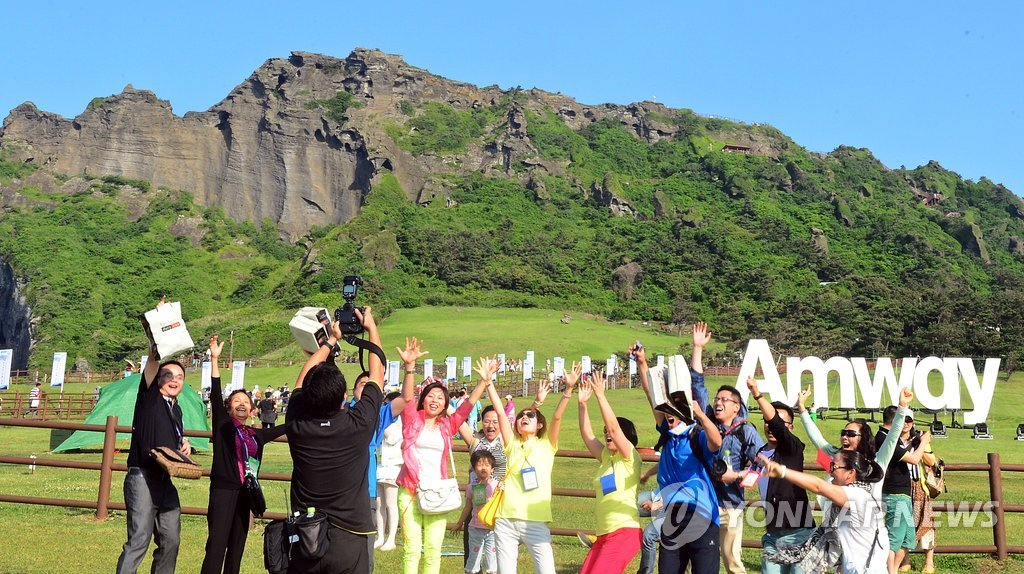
[285,303,385,573]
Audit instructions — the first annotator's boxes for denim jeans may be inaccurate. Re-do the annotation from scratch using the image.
[116,467,181,574]
[636,517,663,574]
[761,527,815,574]
[658,504,720,574]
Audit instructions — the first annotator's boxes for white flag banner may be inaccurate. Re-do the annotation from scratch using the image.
[581,355,592,374]
[657,355,666,368]
[0,349,12,390]
[51,352,67,387]
[525,351,535,367]
[462,357,471,378]
[629,357,637,376]
[388,361,401,387]
[553,357,565,379]
[423,359,434,379]
[606,357,616,377]
[201,362,212,390]
[231,361,246,391]
[498,354,506,373]
[140,355,149,373]
[523,360,533,381]
[446,356,457,381]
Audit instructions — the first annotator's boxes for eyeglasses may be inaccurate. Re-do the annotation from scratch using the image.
[765,419,794,426]
[160,372,185,382]
[839,429,860,438]
[713,397,737,404]
[829,462,854,473]
[517,411,537,420]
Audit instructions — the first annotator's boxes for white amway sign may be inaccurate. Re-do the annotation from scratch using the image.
[736,339,999,425]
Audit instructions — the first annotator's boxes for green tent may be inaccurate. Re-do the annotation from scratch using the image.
[53,373,211,452]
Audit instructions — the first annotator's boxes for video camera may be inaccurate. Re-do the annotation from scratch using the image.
[333,275,366,335]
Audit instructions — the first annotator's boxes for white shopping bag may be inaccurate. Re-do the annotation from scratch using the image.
[140,301,195,360]
[647,355,693,424]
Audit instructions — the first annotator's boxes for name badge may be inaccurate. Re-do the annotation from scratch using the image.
[472,483,488,506]
[521,466,539,492]
[600,472,617,495]
[740,470,760,489]
[246,457,261,477]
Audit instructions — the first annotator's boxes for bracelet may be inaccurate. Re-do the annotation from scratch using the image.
[752,394,763,401]
[779,465,788,479]
[404,370,416,375]
[561,393,572,399]
[532,400,544,408]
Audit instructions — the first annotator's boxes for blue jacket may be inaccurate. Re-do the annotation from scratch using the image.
[693,370,765,508]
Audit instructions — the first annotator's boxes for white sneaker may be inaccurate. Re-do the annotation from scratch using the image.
[373,537,384,549]
[380,541,397,551]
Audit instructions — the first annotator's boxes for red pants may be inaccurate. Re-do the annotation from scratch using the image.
[580,527,642,574]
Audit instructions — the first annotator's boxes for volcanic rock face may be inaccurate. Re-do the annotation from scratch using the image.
[0,259,32,370]
[1,49,781,238]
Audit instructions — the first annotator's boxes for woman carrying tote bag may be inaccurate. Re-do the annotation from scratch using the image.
[397,356,495,574]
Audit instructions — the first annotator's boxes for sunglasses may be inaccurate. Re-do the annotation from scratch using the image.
[839,429,860,438]
[905,416,914,423]
[829,461,854,473]
[517,411,538,420]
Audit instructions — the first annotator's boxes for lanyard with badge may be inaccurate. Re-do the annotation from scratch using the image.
[237,428,260,478]
[472,481,489,505]
[519,442,540,492]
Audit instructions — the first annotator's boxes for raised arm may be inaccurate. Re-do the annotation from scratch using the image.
[458,421,479,448]
[761,455,849,507]
[796,385,838,456]
[294,320,341,389]
[391,337,427,416]
[577,381,604,459]
[745,376,775,420]
[877,387,914,468]
[592,371,634,460]
[691,322,713,418]
[359,307,385,386]
[546,362,580,448]
[142,297,166,387]
[693,399,722,453]
[631,341,664,426]
[209,336,226,427]
[476,358,511,444]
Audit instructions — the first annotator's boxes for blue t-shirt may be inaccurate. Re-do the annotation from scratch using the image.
[657,421,720,526]
[368,403,398,498]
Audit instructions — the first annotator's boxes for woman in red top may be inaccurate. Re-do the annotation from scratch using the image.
[397,357,497,574]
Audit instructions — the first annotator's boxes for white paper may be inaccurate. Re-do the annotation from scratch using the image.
[201,361,212,390]
[50,352,67,387]
[230,361,246,391]
[446,356,457,381]
[0,349,12,390]
[423,358,433,379]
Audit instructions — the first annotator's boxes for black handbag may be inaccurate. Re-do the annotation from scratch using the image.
[263,519,291,574]
[244,473,267,516]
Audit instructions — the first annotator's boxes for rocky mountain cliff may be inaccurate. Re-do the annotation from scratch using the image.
[0,49,781,239]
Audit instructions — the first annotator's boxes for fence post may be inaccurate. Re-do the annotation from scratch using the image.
[988,452,1008,560]
[96,415,118,520]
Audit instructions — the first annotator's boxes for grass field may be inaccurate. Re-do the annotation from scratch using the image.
[1,306,1023,572]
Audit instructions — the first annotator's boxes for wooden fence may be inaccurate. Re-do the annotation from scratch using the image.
[0,417,1021,559]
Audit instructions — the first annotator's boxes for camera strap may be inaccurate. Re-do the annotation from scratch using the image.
[343,335,388,377]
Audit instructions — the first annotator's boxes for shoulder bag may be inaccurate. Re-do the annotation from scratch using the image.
[417,439,463,515]
[476,480,504,529]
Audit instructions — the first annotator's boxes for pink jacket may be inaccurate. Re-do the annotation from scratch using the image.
[397,398,473,494]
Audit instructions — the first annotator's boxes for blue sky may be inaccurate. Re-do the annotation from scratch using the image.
[2,1,1021,194]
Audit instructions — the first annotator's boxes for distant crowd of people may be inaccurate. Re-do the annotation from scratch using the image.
[115,300,942,574]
